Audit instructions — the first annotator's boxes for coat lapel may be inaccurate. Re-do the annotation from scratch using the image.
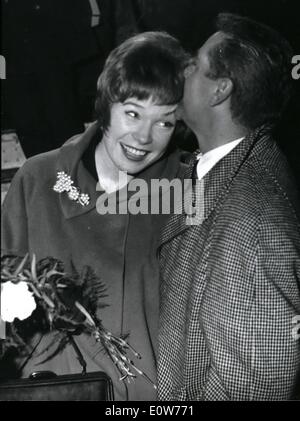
[159,151,198,244]
[160,126,270,246]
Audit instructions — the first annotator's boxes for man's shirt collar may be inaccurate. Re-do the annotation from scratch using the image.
[196,137,244,180]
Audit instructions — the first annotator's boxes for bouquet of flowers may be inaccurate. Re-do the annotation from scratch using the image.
[0,254,155,388]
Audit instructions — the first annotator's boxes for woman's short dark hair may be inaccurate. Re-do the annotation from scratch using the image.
[206,13,293,130]
[95,31,188,132]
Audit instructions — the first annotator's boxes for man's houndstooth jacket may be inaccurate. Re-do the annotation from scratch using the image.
[158,127,300,400]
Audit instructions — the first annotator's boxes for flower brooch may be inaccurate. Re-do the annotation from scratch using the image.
[53,171,90,206]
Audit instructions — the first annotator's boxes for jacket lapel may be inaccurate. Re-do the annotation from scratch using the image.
[159,152,198,244]
[160,126,270,246]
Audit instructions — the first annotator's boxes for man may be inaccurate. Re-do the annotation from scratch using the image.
[158,13,300,400]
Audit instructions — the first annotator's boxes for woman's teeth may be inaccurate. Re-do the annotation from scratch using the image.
[123,145,147,156]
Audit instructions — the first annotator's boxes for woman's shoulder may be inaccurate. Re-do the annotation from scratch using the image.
[19,128,88,176]
[27,148,60,165]
[17,148,60,178]
[173,148,194,177]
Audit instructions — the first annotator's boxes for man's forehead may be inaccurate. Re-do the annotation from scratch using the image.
[197,31,225,58]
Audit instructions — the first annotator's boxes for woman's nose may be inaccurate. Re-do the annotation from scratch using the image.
[133,122,152,144]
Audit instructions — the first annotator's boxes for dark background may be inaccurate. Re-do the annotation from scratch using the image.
[1,0,300,184]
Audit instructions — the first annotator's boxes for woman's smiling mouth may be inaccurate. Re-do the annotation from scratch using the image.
[121,143,149,161]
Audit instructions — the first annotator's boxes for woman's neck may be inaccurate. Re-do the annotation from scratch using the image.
[95,141,132,193]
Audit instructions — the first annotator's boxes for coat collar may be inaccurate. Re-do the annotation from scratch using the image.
[54,123,184,219]
[159,125,271,246]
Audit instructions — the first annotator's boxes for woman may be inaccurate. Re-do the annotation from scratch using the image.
[1,32,188,400]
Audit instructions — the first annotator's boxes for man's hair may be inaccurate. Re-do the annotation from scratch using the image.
[206,13,293,130]
[95,31,188,132]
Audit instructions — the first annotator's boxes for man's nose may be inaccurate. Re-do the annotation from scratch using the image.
[133,122,152,144]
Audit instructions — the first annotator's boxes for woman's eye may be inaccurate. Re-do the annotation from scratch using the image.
[125,110,139,119]
[158,121,175,129]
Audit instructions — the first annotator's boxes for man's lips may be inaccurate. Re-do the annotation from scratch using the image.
[121,143,149,161]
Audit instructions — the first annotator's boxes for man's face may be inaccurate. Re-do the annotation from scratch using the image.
[182,32,224,131]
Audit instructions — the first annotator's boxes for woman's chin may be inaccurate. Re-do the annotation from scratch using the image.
[124,164,148,176]
[116,158,150,176]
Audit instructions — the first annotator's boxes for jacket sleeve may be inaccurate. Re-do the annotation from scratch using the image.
[1,167,29,257]
[201,214,300,401]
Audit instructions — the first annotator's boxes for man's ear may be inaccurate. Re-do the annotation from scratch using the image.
[210,78,233,106]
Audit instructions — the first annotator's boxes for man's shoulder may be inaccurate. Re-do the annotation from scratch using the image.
[246,139,298,197]
[231,140,300,222]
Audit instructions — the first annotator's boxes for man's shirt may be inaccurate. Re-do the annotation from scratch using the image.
[196,137,244,180]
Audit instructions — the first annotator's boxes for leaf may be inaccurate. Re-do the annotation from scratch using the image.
[12,253,29,277]
[1,268,13,278]
[28,282,42,298]
[33,331,63,358]
[75,301,96,327]
[69,261,81,285]
[53,314,84,331]
[30,253,38,282]
[41,292,55,309]
[80,266,109,316]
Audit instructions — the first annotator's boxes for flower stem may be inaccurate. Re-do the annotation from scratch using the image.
[67,333,87,375]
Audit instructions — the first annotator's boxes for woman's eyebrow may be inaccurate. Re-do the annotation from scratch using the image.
[123,101,144,108]
[123,101,177,115]
[164,107,177,116]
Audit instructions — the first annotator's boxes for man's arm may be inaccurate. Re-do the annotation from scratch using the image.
[201,214,300,400]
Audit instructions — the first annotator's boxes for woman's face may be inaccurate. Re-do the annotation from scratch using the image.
[101,97,177,175]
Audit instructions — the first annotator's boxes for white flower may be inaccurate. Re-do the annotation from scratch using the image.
[1,281,37,322]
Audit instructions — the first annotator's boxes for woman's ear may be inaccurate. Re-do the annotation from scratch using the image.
[210,78,233,106]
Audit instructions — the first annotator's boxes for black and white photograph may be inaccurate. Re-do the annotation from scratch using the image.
[0,0,300,406]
